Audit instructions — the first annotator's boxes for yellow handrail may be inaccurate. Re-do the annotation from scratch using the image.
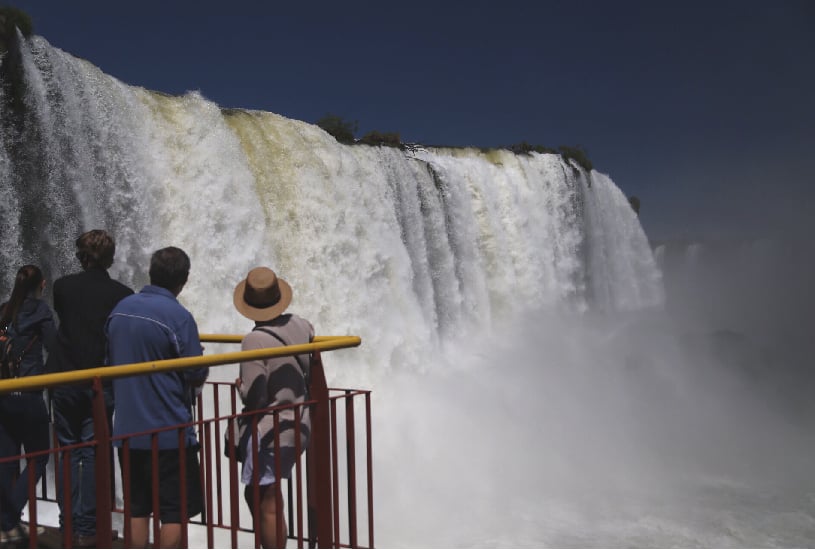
[0,334,361,395]
[198,334,343,344]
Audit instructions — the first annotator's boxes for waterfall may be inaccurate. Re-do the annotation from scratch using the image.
[5,33,815,548]
[0,34,663,386]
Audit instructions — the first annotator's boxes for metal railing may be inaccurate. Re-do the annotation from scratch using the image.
[0,334,373,548]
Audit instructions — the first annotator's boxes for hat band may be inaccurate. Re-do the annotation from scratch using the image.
[244,280,281,309]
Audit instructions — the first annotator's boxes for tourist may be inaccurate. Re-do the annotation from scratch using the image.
[232,266,313,548]
[0,265,56,543]
[106,246,207,548]
[49,229,133,547]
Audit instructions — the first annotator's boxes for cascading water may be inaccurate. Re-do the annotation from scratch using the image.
[3,34,814,547]
[0,35,663,382]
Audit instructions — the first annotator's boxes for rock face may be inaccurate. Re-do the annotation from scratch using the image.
[628,195,641,214]
[0,12,28,139]
[0,13,9,54]
[0,7,33,54]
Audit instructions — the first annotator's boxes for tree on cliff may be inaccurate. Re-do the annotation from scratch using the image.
[359,130,400,147]
[316,114,358,144]
[558,145,593,172]
[0,6,33,51]
[506,142,594,175]
[507,142,558,155]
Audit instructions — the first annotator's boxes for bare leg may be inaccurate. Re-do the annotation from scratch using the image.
[158,523,182,548]
[245,484,286,548]
[130,517,149,548]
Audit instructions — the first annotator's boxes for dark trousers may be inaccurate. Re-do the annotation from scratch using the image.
[0,393,50,531]
[52,387,113,537]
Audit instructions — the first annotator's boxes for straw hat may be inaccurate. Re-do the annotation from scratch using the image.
[233,267,292,321]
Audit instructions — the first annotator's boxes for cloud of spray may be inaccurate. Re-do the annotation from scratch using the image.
[373,240,815,548]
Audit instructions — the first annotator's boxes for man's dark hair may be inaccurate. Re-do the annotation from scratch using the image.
[149,247,190,292]
[76,229,115,270]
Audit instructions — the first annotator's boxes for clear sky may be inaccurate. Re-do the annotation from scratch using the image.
[6,0,814,241]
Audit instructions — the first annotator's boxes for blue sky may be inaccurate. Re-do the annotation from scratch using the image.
[6,0,814,241]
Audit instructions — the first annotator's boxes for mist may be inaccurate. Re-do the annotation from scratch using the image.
[373,238,815,548]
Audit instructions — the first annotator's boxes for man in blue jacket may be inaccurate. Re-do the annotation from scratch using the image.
[106,246,207,548]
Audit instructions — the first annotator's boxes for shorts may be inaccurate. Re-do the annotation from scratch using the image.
[241,445,300,486]
[118,447,204,523]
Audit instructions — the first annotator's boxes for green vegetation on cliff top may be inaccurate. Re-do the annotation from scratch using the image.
[3,7,596,174]
[0,6,33,50]
[316,114,595,172]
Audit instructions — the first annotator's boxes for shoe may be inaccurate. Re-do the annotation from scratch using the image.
[18,522,46,536]
[0,523,42,543]
[72,529,118,548]
[72,533,97,548]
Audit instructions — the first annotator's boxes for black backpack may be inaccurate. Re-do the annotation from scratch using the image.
[0,325,38,379]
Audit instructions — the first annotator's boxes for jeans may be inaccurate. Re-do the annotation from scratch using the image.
[52,387,113,537]
[0,393,50,531]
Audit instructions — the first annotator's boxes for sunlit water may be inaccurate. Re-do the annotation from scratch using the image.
[2,34,813,547]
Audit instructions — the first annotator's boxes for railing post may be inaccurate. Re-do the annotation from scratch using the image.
[365,393,374,548]
[91,376,113,548]
[345,392,357,548]
[308,351,334,548]
[228,388,240,549]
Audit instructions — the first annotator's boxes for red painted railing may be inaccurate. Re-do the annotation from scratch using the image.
[0,350,374,548]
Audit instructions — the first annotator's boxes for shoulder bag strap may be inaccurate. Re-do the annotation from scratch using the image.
[12,333,39,378]
[252,326,311,381]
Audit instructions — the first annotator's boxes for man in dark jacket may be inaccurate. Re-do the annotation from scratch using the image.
[48,230,133,548]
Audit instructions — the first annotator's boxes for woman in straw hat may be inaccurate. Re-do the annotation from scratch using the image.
[233,267,314,548]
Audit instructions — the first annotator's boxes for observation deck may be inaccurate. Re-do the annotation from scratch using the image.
[0,333,373,548]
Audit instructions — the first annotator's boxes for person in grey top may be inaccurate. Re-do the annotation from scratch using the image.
[233,266,313,549]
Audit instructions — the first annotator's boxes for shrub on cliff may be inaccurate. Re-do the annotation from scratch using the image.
[507,142,558,155]
[558,145,593,172]
[359,130,400,147]
[316,113,357,144]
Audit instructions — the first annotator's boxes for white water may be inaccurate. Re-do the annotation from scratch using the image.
[3,35,814,547]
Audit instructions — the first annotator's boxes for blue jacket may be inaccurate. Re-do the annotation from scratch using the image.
[5,296,57,378]
[106,285,207,449]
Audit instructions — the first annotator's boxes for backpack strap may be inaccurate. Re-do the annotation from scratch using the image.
[0,332,39,379]
[0,331,12,379]
[252,326,312,386]
[12,334,39,378]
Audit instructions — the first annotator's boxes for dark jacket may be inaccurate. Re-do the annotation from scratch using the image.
[5,296,57,378]
[47,268,133,375]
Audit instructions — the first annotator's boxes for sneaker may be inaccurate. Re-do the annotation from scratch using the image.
[1,525,25,543]
[19,522,46,537]
[2,522,46,542]
[72,533,97,548]
[73,529,120,547]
